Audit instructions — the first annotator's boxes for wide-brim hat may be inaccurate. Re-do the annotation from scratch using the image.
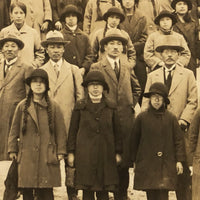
[154,10,177,25]
[100,29,128,47]
[143,82,170,104]
[156,45,184,52]
[60,4,83,22]
[41,30,69,48]
[103,7,125,23]
[25,69,50,90]
[171,0,192,10]
[0,34,24,50]
[82,70,109,92]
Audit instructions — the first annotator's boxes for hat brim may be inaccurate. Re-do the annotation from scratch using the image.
[103,12,125,23]
[100,36,128,47]
[0,37,24,50]
[82,80,109,92]
[171,0,192,10]
[25,76,50,90]
[154,13,177,25]
[156,45,184,52]
[143,92,170,104]
[60,10,83,22]
[41,40,70,48]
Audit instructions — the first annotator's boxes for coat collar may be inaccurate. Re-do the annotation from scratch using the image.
[62,24,82,35]
[10,22,29,34]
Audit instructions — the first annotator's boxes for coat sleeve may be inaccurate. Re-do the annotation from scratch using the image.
[83,0,93,35]
[51,0,59,22]
[90,30,100,62]
[43,0,52,21]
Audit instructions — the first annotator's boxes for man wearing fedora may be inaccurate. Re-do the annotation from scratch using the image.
[41,30,84,200]
[142,38,198,200]
[90,28,141,200]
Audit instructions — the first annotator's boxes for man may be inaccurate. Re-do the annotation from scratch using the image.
[142,37,198,200]
[90,28,141,200]
[41,30,84,200]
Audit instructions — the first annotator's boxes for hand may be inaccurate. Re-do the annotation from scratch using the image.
[41,21,49,32]
[178,119,188,132]
[116,154,122,165]
[9,153,17,160]
[80,68,85,76]
[176,162,183,175]
[57,154,64,161]
[189,166,193,176]
[68,153,74,167]
[55,21,62,30]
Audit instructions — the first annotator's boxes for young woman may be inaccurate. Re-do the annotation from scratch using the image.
[8,69,67,200]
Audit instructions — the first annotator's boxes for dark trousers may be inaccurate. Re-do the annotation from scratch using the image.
[83,190,109,200]
[23,188,53,200]
[176,162,192,200]
[146,189,168,200]
[114,167,129,200]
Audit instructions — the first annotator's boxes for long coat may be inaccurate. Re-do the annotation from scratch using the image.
[61,25,94,73]
[8,98,67,187]
[0,0,10,30]
[0,59,32,160]
[67,98,122,188]
[41,59,84,135]
[189,108,200,200]
[90,57,141,167]
[131,107,185,190]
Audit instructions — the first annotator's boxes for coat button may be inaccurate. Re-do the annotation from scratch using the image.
[95,117,99,121]
[157,152,163,157]
[73,33,76,36]
[73,56,76,59]
[96,129,100,133]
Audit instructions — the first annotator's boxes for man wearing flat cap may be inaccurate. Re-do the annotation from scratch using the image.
[142,37,197,200]
[90,28,141,200]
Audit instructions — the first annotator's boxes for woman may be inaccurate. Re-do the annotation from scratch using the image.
[0,1,45,68]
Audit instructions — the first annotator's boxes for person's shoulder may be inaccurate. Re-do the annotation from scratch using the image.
[74,99,87,110]
[176,66,195,76]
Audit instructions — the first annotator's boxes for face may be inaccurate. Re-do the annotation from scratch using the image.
[175,1,188,15]
[107,15,121,28]
[30,77,46,95]
[88,82,104,97]
[122,0,135,9]
[46,44,65,62]
[159,17,172,30]
[150,94,164,110]
[11,6,26,25]
[2,41,19,61]
[161,48,179,68]
[65,13,78,27]
[104,40,123,59]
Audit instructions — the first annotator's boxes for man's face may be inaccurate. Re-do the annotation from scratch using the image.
[161,48,179,68]
[104,40,123,59]
[2,41,19,61]
[65,13,78,27]
[46,43,65,62]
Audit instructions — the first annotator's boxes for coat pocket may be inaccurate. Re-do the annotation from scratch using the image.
[47,143,59,165]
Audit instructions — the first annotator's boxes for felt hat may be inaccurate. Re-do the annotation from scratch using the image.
[154,10,177,25]
[103,7,125,23]
[171,0,192,11]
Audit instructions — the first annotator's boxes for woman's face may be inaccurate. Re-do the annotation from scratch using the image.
[175,1,188,15]
[150,94,164,110]
[31,77,46,95]
[11,6,26,25]
[159,17,172,30]
[65,13,78,27]
[122,0,135,9]
[107,15,121,28]
[88,82,104,97]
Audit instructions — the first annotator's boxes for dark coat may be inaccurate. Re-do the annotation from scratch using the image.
[0,59,32,160]
[131,107,185,190]
[61,25,94,72]
[8,98,67,188]
[67,98,122,188]
[0,0,10,30]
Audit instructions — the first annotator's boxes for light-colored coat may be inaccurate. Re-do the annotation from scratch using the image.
[41,59,84,135]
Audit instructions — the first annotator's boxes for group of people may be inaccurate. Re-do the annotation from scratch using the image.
[0,0,200,200]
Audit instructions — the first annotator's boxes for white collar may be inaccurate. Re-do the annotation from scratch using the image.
[106,55,120,70]
[163,64,176,72]
[50,58,63,71]
[5,57,18,65]
[66,24,78,32]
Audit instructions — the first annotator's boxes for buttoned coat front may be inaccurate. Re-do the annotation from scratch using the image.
[0,59,32,160]
[90,57,141,166]
[8,98,67,187]
[41,59,84,135]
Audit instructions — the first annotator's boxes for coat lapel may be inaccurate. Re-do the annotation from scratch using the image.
[118,60,126,87]
[27,100,39,130]
[0,62,4,89]
[45,61,58,84]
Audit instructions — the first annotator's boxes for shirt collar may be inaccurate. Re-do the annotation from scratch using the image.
[50,58,63,71]
[5,57,18,65]
[163,64,176,72]
[66,24,78,32]
[106,55,120,70]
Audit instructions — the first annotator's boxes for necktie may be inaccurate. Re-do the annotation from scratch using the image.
[54,64,59,77]
[165,71,172,92]
[114,61,119,80]
[4,64,11,77]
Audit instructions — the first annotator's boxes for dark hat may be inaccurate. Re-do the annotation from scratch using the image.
[103,7,125,23]
[25,69,50,90]
[41,30,69,48]
[154,10,177,25]
[143,82,170,104]
[60,4,83,22]
[82,70,109,91]
[100,29,128,47]
[0,34,24,50]
[171,0,192,10]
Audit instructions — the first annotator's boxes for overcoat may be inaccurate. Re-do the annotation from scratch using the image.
[90,57,141,166]
[189,108,200,200]
[0,23,45,68]
[41,59,84,135]
[131,106,185,190]
[61,25,94,73]
[0,59,32,160]
[67,98,122,188]
[0,0,10,30]
[8,98,67,188]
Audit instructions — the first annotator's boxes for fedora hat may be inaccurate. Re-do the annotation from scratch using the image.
[143,82,170,104]
[171,0,192,10]
[41,30,69,48]
[103,7,125,23]
[60,4,83,22]
[154,10,177,25]
[0,34,24,50]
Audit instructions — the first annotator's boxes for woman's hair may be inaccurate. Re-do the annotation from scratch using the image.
[22,89,53,135]
[103,21,121,37]
[10,1,27,16]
